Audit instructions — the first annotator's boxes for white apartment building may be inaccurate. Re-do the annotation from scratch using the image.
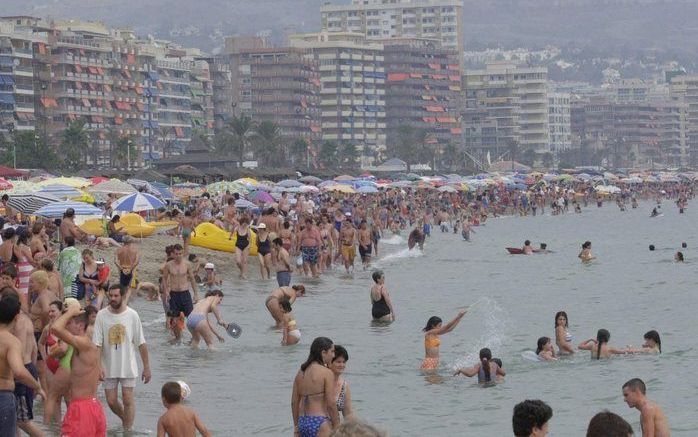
[290,32,386,164]
[548,91,571,154]
[321,0,462,54]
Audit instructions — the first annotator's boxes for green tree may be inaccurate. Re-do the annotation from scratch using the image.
[393,125,428,172]
[1,131,58,169]
[521,148,537,167]
[441,141,459,172]
[60,120,90,171]
[112,135,137,169]
[319,140,338,168]
[224,114,256,164]
[289,138,309,168]
[339,142,359,169]
[253,120,283,167]
[541,152,554,169]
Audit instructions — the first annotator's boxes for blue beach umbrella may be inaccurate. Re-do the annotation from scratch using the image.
[34,201,102,219]
[112,192,165,212]
[37,184,82,199]
[357,185,378,194]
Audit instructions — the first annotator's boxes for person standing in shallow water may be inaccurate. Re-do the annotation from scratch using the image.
[578,241,595,262]
[420,309,467,370]
[370,270,394,323]
[291,337,340,437]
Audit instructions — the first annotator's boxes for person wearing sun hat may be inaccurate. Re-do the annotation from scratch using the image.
[203,263,221,292]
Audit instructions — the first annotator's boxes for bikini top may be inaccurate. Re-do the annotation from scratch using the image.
[425,336,440,349]
[336,381,346,412]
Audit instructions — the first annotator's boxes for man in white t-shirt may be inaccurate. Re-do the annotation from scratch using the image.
[93,284,151,430]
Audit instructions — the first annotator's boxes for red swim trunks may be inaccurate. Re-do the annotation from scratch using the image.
[61,397,106,437]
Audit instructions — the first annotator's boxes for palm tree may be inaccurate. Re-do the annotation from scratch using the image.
[253,120,283,167]
[225,114,256,164]
[394,124,428,173]
[112,135,137,169]
[289,138,309,168]
[339,142,359,169]
[319,140,338,168]
[60,119,90,171]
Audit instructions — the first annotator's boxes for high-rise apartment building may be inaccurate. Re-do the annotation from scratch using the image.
[548,91,571,155]
[224,39,322,148]
[382,38,461,154]
[670,75,698,167]
[321,0,462,55]
[571,95,686,168]
[290,32,386,164]
[0,17,40,135]
[463,63,549,163]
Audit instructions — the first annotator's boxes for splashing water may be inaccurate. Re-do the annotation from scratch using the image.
[381,234,405,245]
[451,297,510,370]
[375,247,424,266]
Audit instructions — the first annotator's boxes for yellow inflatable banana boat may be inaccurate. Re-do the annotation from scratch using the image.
[190,222,258,255]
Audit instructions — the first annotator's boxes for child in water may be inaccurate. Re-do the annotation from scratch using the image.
[157,381,211,437]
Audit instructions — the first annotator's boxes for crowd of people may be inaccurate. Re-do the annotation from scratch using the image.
[0,176,691,436]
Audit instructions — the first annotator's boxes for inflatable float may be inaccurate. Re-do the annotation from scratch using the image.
[506,247,524,254]
[190,222,258,255]
[79,213,176,238]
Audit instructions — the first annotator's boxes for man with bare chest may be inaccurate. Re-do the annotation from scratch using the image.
[357,220,372,269]
[162,244,199,342]
[623,378,670,437]
[51,301,106,436]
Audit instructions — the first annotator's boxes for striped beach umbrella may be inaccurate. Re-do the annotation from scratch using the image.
[34,201,102,218]
[37,184,83,199]
[6,192,60,215]
[112,192,165,212]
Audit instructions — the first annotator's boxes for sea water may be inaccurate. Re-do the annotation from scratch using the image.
[115,202,697,435]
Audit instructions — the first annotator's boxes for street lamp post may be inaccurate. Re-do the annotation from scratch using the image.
[8,125,15,169]
[127,139,132,170]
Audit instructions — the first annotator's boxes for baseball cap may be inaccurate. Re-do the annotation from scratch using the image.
[257,223,267,229]
[204,263,215,270]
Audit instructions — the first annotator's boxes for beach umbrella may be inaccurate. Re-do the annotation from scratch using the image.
[437,185,457,193]
[0,178,13,190]
[206,181,247,195]
[127,178,155,193]
[34,200,102,218]
[90,176,109,185]
[234,199,258,209]
[172,183,204,199]
[357,185,378,194]
[112,192,165,212]
[150,182,175,201]
[71,191,96,204]
[88,179,137,196]
[6,192,60,215]
[299,175,322,184]
[299,185,320,193]
[276,179,302,188]
[36,176,90,188]
[38,184,83,199]
[248,191,274,204]
[334,175,355,181]
[328,184,356,194]
[235,177,259,186]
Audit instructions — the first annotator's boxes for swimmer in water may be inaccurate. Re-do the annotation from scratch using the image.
[535,243,550,254]
[578,329,629,359]
[578,241,595,262]
[536,337,557,361]
[453,347,505,384]
[650,207,659,217]
[675,251,684,262]
[554,311,574,355]
[522,240,533,255]
[420,309,467,370]
[628,330,662,355]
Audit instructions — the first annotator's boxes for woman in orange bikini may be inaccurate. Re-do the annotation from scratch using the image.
[420,309,467,370]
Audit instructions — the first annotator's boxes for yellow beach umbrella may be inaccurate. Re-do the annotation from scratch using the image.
[36,176,90,188]
[329,184,356,194]
[71,191,96,204]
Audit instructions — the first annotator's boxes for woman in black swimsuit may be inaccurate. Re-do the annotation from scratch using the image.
[256,223,272,280]
[370,270,395,322]
[232,217,251,279]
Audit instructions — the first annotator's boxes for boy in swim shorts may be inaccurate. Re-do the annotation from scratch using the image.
[157,381,211,437]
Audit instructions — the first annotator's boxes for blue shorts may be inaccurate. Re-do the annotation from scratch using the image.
[276,271,291,287]
[14,363,37,421]
[0,391,15,435]
[301,246,319,265]
[169,290,193,317]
